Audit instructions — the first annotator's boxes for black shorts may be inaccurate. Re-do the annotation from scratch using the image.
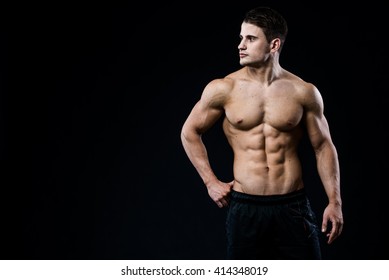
[226,188,322,260]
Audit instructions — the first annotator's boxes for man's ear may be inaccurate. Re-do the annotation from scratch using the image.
[270,38,281,52]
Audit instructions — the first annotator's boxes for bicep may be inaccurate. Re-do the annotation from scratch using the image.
[182,79,228,135]
[305,111,332,150]
[183,98,224,135]
[303,85,332,150]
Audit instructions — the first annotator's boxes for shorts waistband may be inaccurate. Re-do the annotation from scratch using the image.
[230,188,306,204]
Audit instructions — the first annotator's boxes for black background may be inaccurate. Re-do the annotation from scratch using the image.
[1,0,388,260]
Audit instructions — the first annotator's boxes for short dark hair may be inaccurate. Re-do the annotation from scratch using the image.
[244,7,288,50]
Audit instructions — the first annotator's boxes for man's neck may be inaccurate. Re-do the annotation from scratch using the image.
[245,62,282,85]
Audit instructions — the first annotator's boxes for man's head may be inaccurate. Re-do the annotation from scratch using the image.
[243,7,288,52]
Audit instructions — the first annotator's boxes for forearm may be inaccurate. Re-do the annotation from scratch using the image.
[181,131,217,187]
[316,143,342,206]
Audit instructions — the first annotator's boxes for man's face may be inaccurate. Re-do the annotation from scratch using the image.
[238,22,272,67]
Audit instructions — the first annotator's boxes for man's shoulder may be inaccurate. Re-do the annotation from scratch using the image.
[210,68,249,90]
[205,75,236,93]
[281,71,317,95]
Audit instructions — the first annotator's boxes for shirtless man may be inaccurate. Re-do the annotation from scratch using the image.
[180,6,343,259]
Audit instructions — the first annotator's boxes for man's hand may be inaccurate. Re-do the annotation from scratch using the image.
[322,203,344,244]
[207,180,234,208]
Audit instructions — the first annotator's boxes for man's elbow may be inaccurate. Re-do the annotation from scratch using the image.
[181,124,201,145]
[313,140,337,157]
[180,127,187,145]
[180,124,192,145]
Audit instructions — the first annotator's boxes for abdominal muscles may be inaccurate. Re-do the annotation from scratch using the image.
[224,121,304,195]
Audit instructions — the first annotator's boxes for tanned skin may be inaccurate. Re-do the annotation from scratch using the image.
[181,22,343,244]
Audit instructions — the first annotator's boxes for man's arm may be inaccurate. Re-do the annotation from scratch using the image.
[180,79,233,208]
[304,84,344,244]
